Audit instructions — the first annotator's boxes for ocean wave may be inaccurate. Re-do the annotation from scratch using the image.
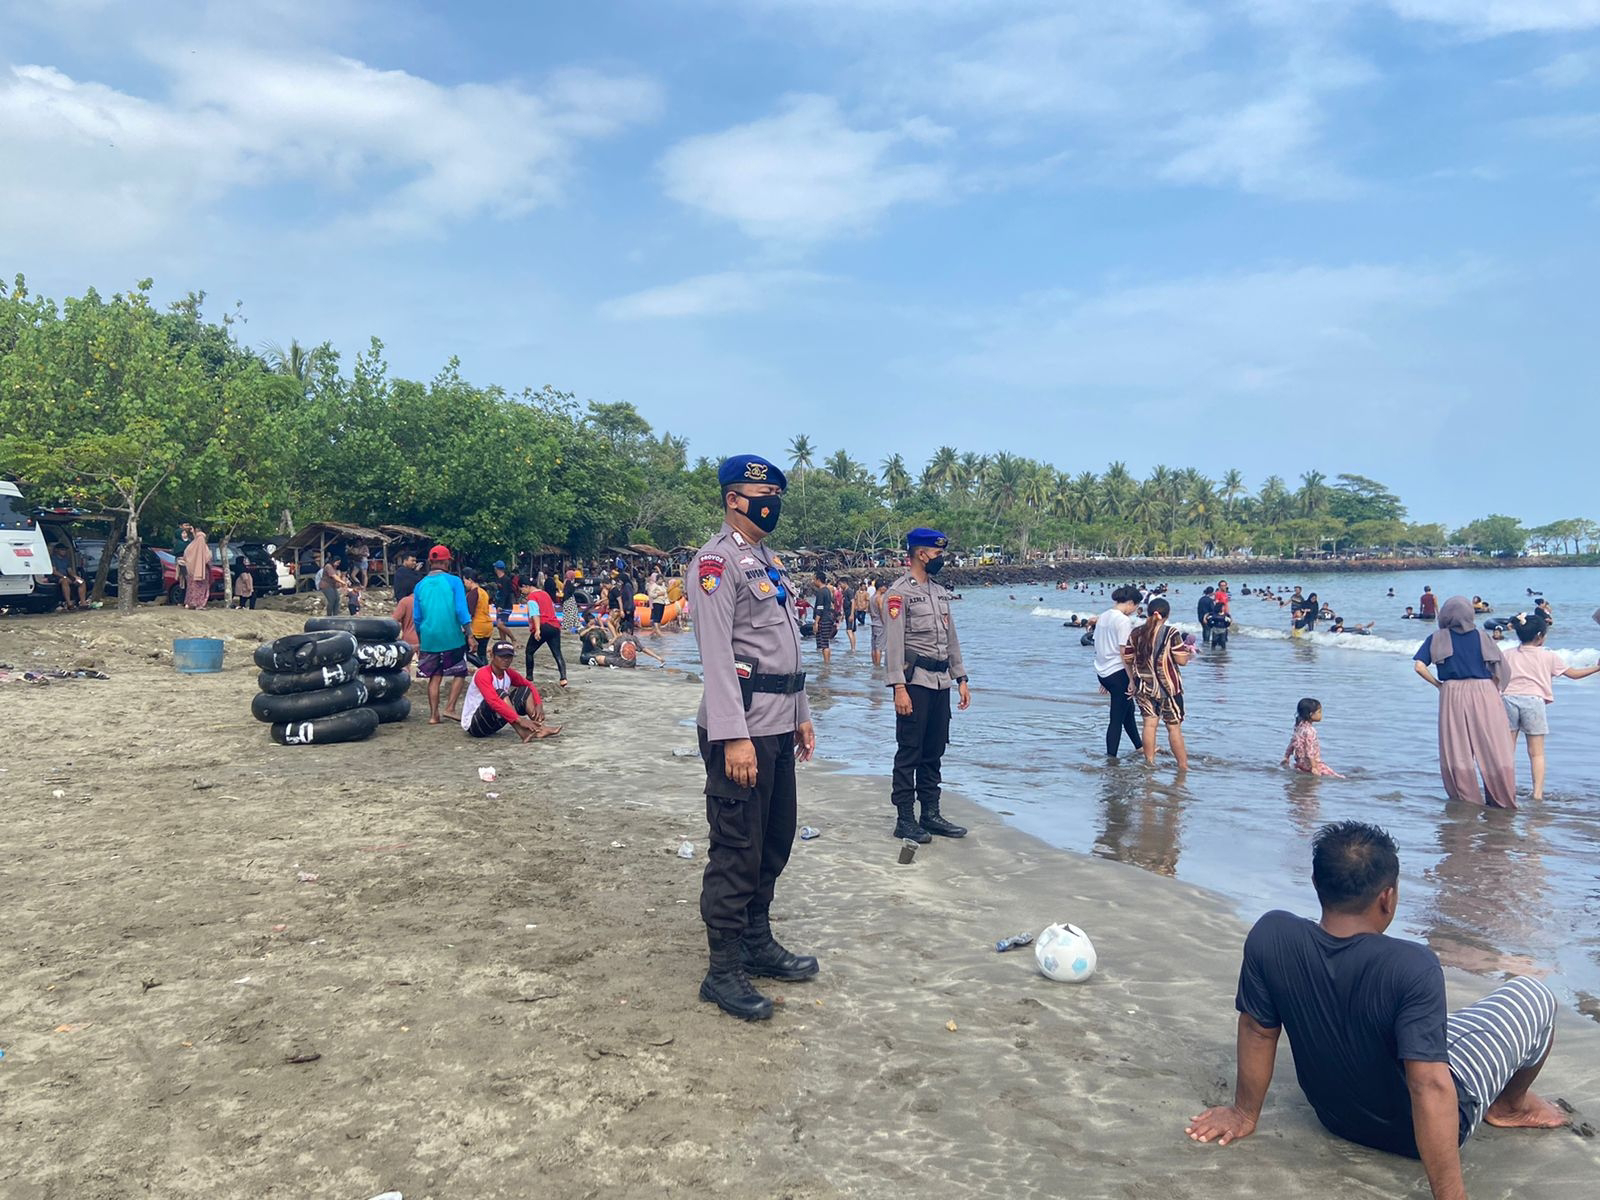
[1029,606,1600,665]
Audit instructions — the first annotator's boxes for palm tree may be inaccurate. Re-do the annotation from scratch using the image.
[824,449,856,482]
[1298,470,1329,518]
[261,338,326,385]
[787,434,814,545]
[1220,468,1246,521]
[1067,471,1100,524]
[1101,461,1134,519]
[956,451,986,504]
[880,453,911,501]
[924,445,959,495]
[1258,475,1292,526]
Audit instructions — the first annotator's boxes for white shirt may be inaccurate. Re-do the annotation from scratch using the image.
[1093,607,1137,679]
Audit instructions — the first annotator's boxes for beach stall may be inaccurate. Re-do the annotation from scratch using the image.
[275,522,390,591]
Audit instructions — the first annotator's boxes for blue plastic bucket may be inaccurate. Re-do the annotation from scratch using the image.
[173,637,225,674]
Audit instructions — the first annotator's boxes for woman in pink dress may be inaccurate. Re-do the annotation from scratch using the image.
[182,526,211,610]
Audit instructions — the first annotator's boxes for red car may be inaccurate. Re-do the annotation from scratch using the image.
[155,548,227,604]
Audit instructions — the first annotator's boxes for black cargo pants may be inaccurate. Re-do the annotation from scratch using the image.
[891,683,951,811]
[698,727,797,934]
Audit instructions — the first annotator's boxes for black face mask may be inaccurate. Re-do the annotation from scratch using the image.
[923,554,945,576]
[738,494,782,534]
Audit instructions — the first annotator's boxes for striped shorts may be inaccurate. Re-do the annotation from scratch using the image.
[1448,976,1557,1140]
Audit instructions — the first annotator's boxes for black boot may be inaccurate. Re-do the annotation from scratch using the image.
[894,802,932,843]
[700,929,774,1021]
[920,800,967,838]
[741,909,819,981]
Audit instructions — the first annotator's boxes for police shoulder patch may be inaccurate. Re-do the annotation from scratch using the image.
[886,595,903,620]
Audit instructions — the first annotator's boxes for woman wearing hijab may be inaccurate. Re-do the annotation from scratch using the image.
[1413,595,1516,808]
[181,526,212,610]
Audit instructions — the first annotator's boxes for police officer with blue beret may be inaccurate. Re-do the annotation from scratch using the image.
[688,454,818,1021]
[881,528,969,842]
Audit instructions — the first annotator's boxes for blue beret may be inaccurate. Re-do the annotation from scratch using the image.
[907,527,948,549]
[718,454,787,491]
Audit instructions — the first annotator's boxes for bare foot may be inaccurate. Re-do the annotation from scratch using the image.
[1485,1093,1568,1129]
[428,716,441,725]
[558,679,569,688]
[443,709,460,721]
[532,725,562,738]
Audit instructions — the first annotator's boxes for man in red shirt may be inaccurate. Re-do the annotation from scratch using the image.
[462,641,561,740]
[524,582,569,687]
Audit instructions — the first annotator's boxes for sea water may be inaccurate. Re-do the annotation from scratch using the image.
[665,567,1600,1016]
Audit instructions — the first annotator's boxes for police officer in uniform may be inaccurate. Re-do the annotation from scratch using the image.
[882,528,970,842]
[690,455,819,1021]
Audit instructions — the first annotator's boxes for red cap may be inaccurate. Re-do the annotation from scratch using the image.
[428,544,452,562]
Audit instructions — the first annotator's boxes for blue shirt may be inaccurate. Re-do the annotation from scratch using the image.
[413,571,470,653]
[1413,630,1492,681]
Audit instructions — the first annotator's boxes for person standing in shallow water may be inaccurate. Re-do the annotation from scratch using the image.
[690,454,817,1022]
[1412,595,1516,809]
[881,528,970,843]
[1124,597,1191,771]
[1094,585,1144,758]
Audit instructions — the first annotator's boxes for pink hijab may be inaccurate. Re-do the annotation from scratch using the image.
[182,528,210,581]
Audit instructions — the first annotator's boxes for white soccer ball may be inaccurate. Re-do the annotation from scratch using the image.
[1034,922,1097,983]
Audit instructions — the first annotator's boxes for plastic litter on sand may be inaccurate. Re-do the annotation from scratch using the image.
[799,826,821,840]
[676,841,695,859]
[477,767,497,782]
[995,932,1035,953]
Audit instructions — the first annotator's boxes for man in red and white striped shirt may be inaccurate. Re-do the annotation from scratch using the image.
[461,641,561,740]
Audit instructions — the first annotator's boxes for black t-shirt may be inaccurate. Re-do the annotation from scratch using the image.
[1236,911,1457,1158]
[813,586,834,615]
[393,565,422,601]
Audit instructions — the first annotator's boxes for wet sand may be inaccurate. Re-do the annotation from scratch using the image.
[2,606,1596,1198]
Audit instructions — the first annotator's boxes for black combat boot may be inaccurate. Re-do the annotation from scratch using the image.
[700,929,774,1021]
[920,800,967,838]
[741,908,819,981]
[894,802,932,843]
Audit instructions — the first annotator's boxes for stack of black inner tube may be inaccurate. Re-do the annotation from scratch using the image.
[252,630,376,745]
[304,616,414,727]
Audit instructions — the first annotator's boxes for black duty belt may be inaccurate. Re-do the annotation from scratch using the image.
[749,671,807,695]
[912,656,950,673]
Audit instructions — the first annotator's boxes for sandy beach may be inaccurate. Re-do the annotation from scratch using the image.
[2,605,1596,1199]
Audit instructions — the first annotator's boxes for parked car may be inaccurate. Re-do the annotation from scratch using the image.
[0,481,56,612]
[74,538,165,602]
[232,540,295,595]
[156,548,226,604]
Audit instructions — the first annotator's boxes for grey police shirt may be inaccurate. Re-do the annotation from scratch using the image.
[691,523,811,740]
[881,570,965,690]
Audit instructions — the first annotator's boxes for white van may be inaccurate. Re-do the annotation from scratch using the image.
[1,480,55,608]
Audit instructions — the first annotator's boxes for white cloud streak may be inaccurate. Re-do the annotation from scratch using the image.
[599,269,829,319]
[659,95,947,242]
[0,46,661,253]
[1385,1,1600,34]
[939,263,1477,402]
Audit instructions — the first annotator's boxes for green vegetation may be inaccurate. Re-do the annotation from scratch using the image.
[2,276,1593,611]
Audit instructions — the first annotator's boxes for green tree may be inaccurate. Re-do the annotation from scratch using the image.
[1453,514,1527,557]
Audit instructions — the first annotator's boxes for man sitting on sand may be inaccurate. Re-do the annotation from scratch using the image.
[1188,820,1566,1200]
[461,641,560,741]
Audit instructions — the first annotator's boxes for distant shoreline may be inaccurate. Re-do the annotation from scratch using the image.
[943,555,1596,586]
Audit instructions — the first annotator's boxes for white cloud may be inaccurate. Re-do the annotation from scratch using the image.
[658,95,948,241]
[599,269,828,319]
[892,2,1371,199]
[939,263,1476,401]
[0,47,661,254]
[1524,49,1600,87]
[1385,1,1600,34]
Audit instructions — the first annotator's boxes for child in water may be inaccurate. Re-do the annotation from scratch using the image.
[1502,611,1600,799]
[1281,698,1344,778]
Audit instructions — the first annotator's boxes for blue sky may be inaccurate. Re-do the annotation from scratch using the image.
[3,0,1598,527]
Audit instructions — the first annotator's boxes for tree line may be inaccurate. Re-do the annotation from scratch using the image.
[1,276,1590,610]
